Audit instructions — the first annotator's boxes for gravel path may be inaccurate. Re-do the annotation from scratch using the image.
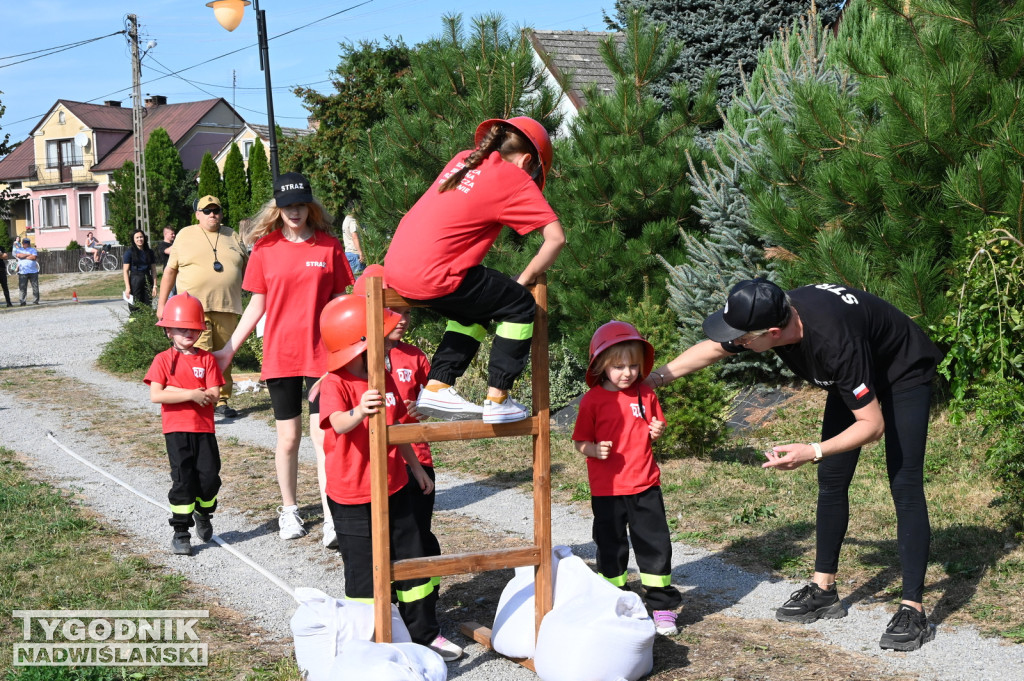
[1,300,1022,680]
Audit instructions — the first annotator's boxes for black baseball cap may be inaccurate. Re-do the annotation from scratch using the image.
[702,278,789,342]
[274,172,314,207]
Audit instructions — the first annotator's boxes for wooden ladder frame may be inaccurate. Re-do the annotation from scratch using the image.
[363,274,552,670]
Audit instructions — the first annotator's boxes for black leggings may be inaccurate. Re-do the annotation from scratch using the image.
[815,384,932,602]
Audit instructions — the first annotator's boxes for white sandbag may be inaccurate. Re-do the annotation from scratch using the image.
[491,545,574,659]
[290,587,412,681]
[329,640,447,681]
[533,588,654,681]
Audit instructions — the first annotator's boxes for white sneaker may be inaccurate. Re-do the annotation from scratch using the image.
[416,386,484,421]
[322,521,338,549]
[429,634,464,662]
[482,395,529,424]
[277,506,307,540]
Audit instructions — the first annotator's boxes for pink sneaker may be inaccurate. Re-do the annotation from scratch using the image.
[653,610,678,635]
[428,634,463,662]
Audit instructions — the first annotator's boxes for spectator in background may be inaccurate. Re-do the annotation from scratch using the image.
[156,226,177,298]
[123,229,157,313]
[84,231,102,266]
[156,226,176,267]
[13,237,40,306]
[341,212,365,275]
[158,196,247,419]
[0,242,13,307]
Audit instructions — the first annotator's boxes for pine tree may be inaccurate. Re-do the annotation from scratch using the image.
[247,137,273,215]
[223,143,249,231]
[545,12,718,352]
[144,128,189,242]
[608,0,823,107]
[107,160,138,245]
[730,0,1024,327]
[281,37,411,216]
[196,152,223,223]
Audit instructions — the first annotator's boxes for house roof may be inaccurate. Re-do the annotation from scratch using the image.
[91,99,226,171]
[529,30,625,110]
[0,140,35,181]
[249,123,313,141]
[36,100,134,135]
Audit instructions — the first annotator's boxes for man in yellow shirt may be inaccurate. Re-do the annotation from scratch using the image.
[157,196,247,417]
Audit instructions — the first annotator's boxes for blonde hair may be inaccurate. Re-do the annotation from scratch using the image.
[439,122,540,193]
[588,340,646,385]
[242,197,334,247]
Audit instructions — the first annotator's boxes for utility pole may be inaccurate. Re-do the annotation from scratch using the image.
[128,14,151,241]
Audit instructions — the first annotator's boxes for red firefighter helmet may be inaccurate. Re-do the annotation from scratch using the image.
[156,293,206,331]
[586,321,655,387]
[475,116,553,190]
[351,264,388,297]
[320,294,401,372]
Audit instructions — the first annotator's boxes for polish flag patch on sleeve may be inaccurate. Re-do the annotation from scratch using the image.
[853,383,870,400]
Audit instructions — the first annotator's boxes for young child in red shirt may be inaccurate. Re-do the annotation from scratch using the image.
[318,294,462,662]
[572,321,682,635]
[145,293,224,556]
[383,117,565,425]
[354,265,440,564]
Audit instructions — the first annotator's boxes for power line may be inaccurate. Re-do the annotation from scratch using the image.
[0,31,126,70]
[3,2,373,134]
[0,30,125,63]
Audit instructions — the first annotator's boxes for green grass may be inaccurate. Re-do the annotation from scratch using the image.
[0,448,300,680]
[44,271,125,300]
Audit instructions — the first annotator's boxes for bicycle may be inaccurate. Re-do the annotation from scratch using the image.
[5,259,16,277]
[79,244,119,273]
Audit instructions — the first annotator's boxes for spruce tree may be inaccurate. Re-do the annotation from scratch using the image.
[107,160,138,246]
[196,152,224,223]
[247,137,273,215]
[144,128,189,242]
[546,12,718,352]
[223,143,249,230]
[730,0,1024,327]
[661,10,845,383]
[608,0,823,107]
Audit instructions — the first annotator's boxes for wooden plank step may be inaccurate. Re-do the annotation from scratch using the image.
[386,417,538,444]
[391,546,540,581]
[459,621,536,672]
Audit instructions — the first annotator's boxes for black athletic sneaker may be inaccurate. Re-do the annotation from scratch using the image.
[171,532,192,556]
[193,512,214,543]
[879,604,934,651]
[775,582,847,623]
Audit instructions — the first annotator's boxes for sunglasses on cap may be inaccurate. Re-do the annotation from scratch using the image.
[200,207,221,215]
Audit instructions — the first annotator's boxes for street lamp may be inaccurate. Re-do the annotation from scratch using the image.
[206,0,280,180]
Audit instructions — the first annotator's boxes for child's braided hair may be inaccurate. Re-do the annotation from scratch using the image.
[439,122,539,193]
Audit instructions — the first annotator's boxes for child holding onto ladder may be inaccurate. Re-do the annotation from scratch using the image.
[572,321,683,635]
[354,265,441,566]
[383,117,565,425]
[318,294,463,662]
[145,293,224,556]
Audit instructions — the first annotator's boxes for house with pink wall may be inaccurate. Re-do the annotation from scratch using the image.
[0,97,246,250]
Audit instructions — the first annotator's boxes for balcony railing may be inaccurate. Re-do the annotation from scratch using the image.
[28,164,96,185]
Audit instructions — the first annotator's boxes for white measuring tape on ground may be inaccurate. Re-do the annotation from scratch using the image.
[45,431,297,600]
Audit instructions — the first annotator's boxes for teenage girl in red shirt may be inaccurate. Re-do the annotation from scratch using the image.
[214,172,354,546]
[383,117,566,425]
[572,321,682,636]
